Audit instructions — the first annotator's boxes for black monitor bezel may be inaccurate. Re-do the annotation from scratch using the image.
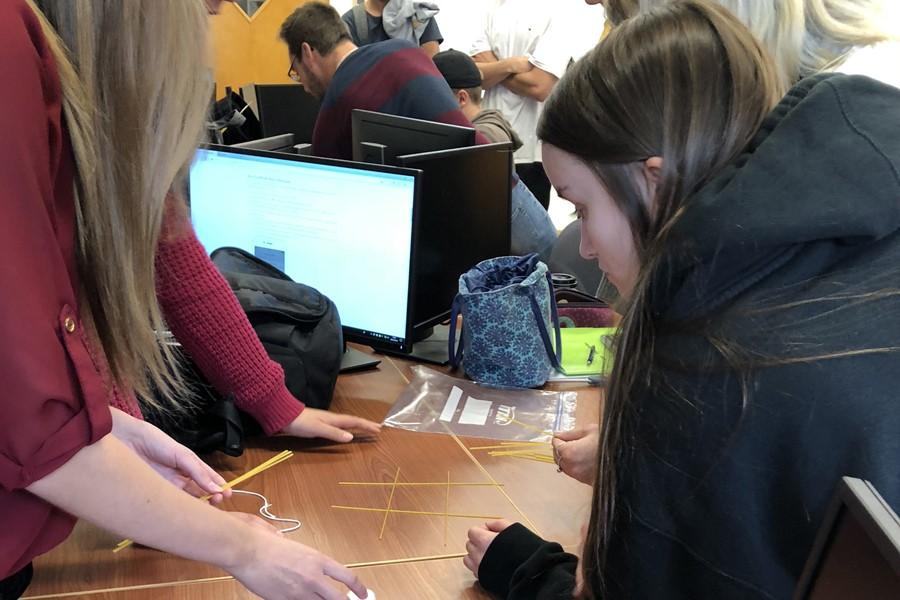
[244,83,321,142]
[793,476,900,599]
[191,143,424,354]
[231,133,296,153]
[396,142,513,333]
[351,109,477,164]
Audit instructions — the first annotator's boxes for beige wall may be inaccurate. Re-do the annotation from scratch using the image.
[211,0,325,93]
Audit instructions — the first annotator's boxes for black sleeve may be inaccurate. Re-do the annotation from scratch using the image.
[420,16,444,46]
[479,523,578,600]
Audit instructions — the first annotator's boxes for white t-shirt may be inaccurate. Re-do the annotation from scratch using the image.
[839,40,900,89]
[470,0,573,164]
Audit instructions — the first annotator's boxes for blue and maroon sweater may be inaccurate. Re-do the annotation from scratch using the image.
[313,38,487,159]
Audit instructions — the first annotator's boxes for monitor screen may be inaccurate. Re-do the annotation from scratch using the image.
[352,109,476,165]
[397,143,513,332]
[189,145,421,352]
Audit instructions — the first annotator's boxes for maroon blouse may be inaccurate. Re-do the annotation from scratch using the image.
[0,1,307,577]
[0,1,113,577]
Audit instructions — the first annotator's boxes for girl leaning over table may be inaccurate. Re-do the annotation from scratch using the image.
[556,0,900,501]
[0,1,371,599]
[463,1,900,598]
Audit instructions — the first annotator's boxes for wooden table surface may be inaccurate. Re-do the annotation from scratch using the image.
[23,349,601,600]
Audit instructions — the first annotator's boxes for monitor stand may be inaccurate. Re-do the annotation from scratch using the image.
[340,346,381,373]
[377,324,457,366]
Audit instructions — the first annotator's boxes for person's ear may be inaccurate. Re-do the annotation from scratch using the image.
[457,90,469,107]
[642,156,663,186]
[641,156,663,201]
[301,42,315,64]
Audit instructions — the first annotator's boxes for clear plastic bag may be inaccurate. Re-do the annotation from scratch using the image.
[383,366,577,442]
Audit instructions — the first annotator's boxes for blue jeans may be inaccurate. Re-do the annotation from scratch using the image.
[511,178,557,262]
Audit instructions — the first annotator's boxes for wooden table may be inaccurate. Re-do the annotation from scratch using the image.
[23,349,601,599]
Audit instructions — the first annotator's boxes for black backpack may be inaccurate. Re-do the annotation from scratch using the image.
[210,247,343,412]
[147,247,342,456]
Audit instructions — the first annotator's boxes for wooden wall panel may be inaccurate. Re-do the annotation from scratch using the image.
[210,0,327,93]
[210,2,252,94]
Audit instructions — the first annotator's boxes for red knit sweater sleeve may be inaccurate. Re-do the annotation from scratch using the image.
[155,202,304,435]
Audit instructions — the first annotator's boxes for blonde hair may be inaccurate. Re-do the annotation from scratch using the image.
[708,1,804,86]
[716,0,895,82]
[26,0,212,409]
[608,0,894,88]
[801,0,896,75]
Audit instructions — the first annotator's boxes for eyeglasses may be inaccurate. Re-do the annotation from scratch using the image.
[287,57,302,83]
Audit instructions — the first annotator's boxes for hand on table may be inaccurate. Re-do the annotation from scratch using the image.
[281,408,381,443]
[230,528,368,600]
[110,408,229,504]
[464,519,514,576]
[552,424,600,486]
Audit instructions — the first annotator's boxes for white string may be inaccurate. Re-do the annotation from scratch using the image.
[231,489,302,533]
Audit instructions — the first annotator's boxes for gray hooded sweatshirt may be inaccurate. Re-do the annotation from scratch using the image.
[473,109,523,151]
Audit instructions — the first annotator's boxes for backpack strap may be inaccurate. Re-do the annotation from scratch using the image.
[352,1,369,46]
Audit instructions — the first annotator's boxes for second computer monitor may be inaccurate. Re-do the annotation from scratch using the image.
[241,83,320,143]
[351,109,477,165]
[397,142,513,333]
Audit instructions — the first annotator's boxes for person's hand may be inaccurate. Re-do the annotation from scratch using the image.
[110,408,229,504]
[464,519,513,576]
[280,408,381,443]
[552,424,600,485]
[507,56,534,74]
[229,531,368,600]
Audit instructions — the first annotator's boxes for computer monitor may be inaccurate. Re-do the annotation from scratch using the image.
[231,133,296,153]
[397,143,513,340]
[351,109,477,165]
[794,477,900,600]
[189,144,422,354]
[240,83,320,143]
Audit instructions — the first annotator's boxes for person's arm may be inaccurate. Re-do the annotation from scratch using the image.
[28,434,245,568]
[472,50,533,89]
[421,40,440,57]
[419,16,442,57]
[466,521,579,599]
[501,66,559,102]
[28,434,368,600]
[155,202,379,442]
[110,407,229,503]
[502,14,571,102]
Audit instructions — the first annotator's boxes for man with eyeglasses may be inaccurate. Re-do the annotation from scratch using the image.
[280,2,470,159]
[279,2,557,260]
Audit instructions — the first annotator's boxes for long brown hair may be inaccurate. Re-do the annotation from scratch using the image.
[27,1,211,408]
[538,1,780,596]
